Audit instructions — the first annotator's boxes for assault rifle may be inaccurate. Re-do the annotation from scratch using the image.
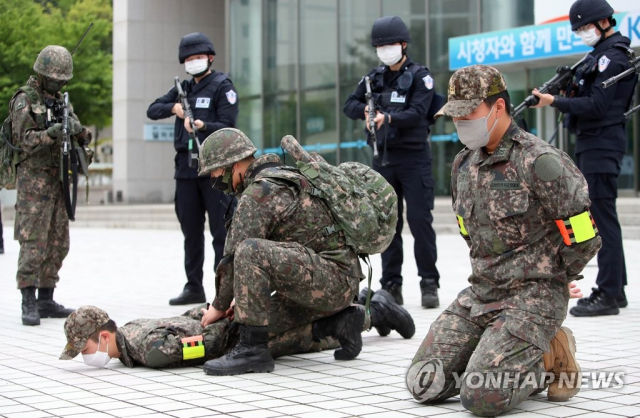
[513,54,590,118]
[364,76,381,163]
[601,53,640,120]
[59,22,93,221]
[174,77,200,168]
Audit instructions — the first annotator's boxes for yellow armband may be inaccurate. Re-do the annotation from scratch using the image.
[456,215,469,237]
[555,210,598,246]
[181,335,205,360]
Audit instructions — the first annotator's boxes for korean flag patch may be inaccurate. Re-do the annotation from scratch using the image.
[598,55,610,72]
[423,75,434,90]
[225,90,237,105]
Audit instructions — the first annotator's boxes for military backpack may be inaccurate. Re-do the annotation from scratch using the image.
[270,135,399,256]
[0,86,38,189]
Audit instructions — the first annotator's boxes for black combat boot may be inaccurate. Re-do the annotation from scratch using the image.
[420,278,439,309]
[203,324,274,375]
[37,288,75,318]
[313,306,365,360]
[21,287,40,326]
[370,289,415,339]
[358,287,390,337]
[576,287,601,306]
[381,282,403,305]
[570,293,619,317]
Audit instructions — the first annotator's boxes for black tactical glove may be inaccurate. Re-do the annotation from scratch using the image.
[69,118,83,136]
[46,123,63,141]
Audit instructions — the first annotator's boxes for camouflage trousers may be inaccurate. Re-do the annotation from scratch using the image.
[139,306,339,368]
[407,300,560,417]
[14,177,69,289]
[233,238,359,333]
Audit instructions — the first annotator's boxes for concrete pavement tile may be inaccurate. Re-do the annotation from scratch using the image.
[294,411,350,418]
[270,404,322,415]
[305,399,360,410]
[43,406,96,416]
[601,405,640,416]
[2,411,53,418]
[537,406,596,417]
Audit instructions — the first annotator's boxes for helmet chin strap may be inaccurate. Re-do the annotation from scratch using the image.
[593,19,613,44]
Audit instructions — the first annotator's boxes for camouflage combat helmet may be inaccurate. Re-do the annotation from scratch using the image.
[60,306,110,360]
[198,128,257,176]
[33,45,73,81]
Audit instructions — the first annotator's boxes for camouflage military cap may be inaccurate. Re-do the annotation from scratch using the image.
[198,128,257,176]
[435,65,507,118]
[60,306,110,360]
[33,45,73,81]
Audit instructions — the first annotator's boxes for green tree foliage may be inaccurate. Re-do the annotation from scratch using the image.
[0,0,112,129]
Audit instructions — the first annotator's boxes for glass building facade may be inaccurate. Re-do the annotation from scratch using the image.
[229,0,637,195]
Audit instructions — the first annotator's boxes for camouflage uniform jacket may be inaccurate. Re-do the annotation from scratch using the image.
[10,76,90,197]
[451,121,601,351]
[115,315,229,368]
[213,153,364,311]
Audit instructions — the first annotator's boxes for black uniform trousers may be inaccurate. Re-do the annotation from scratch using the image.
[175,177,231,294]
[576,148,627,298]
[373,146,439,286]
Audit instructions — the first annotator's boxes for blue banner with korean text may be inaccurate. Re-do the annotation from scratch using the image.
[449,11,640,70]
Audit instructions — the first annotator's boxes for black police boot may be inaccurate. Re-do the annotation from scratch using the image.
[570,293,620,317]
[0,247,4,254]
[169,289,206,306]
[420,278,439,309]
[617,289,628,308]
[37,288,75,318]
[203,324,274,375]
[576,287,601,306]
[313,306,365,360]
[381,282,403,305]
[370,289,415,339]
[357,287,390,337]
[21,287,40,326]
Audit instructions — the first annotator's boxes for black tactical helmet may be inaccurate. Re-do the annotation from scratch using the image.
[371,16,411,47]
[569,0,614,31]
[178,32,216,63]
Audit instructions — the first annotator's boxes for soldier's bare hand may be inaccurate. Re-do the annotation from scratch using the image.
[172,103,185,119]
[225,300,235,321]
[201,305,225,327]
[373,111,385,129]
[568,282,583,299]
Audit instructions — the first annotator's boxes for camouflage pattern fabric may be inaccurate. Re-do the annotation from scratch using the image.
[33,46,73,81]
[435,65,507,119]
[213,154,362,332]
[113,306,340,368]
[12,76,90,289]
[406,121,600,416]
[450,122,600,351]
[60,306,111,359]
[198,128,257,176]
[407,299,548,416]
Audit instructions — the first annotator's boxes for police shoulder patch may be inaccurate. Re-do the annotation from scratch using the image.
[423,75,434,90]
[598,55,611,72]
[225,90,237,105]
[534,153,563,182]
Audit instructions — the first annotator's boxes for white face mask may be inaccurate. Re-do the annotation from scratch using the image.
[577,27,600,47]
[376,45,403,66]
[82,335,111,368]
[185,58,210,76]
[454,104,498,150]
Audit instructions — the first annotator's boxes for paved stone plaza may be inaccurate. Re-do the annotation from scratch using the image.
[0,227,639,418]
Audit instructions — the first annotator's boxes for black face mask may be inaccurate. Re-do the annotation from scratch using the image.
[211,168,234,194]
[42,76,66,94]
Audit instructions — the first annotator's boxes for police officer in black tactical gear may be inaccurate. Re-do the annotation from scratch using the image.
[533,0,637,316]
[147,32,238,306]
[344,16,441,310]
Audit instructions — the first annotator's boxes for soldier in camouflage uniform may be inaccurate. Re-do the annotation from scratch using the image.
[60,306,344,369]
[405,65,601,417]
[11,46,92,326]
[197,128,414,375]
